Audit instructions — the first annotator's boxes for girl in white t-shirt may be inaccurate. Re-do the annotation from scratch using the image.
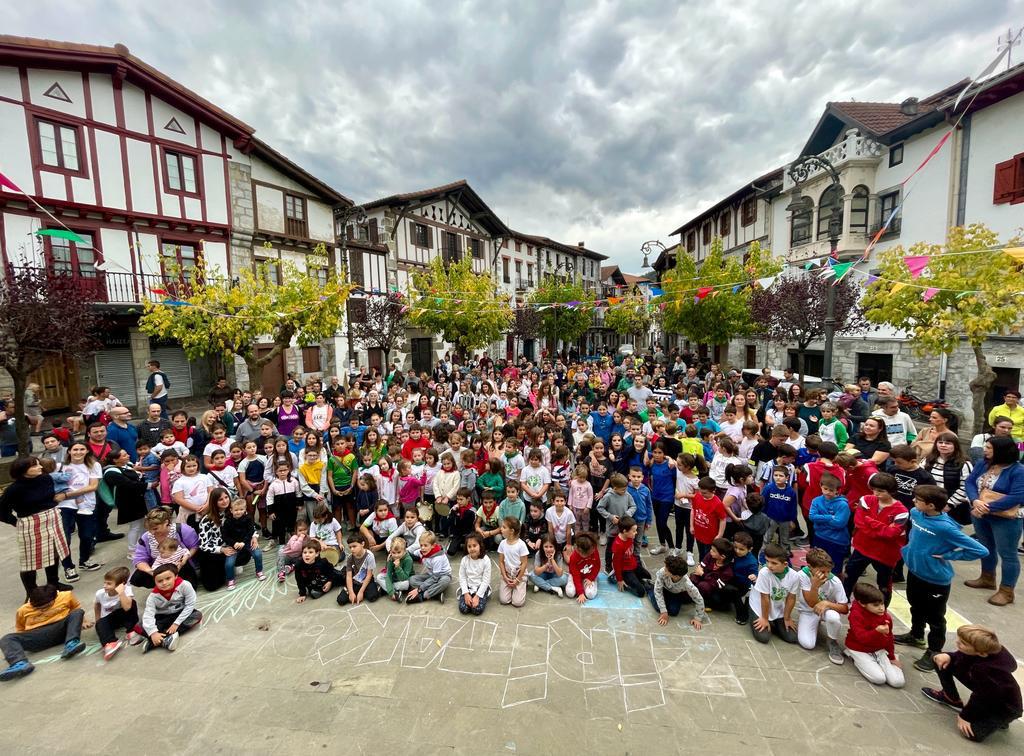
[497,516,529,608]
[171,455,211,525]
[674,453,708,565]
[309,501,344,565]
[544,490,576,550]
[60,441,103,579]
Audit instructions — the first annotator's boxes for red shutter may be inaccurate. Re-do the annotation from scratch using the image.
[994,159,1017,204]
[1015,154,1024,204]
[369,218,379,244]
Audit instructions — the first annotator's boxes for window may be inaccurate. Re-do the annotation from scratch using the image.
[740,196,757,226]
[414,222,430,248]
[47,230,97,278]
[309,266,329,286]
[443,231,461,263]
[514,240,521,253]
[284,194,307,237]
[259,258,281,286]
[526,263,534,286]
[302,346,321,373]
[161,241,200,295]
[817,184,844,239]
[701,223,711,245]
[163,150,197,194]
[719,211,731,237]
[515,261,522,285]
[686,231,696,252]
[36,119,83,173]
[789,197,813,246]
[744,345,757,369]
[849,185,869,233]
[875,190,902,237]
[502,258,510,283]
[889,143,904,167]
[993,154,1024,205]
[348,250,365,286]
[469,238,483,258]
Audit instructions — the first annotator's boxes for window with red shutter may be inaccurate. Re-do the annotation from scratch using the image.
[719,211,731,237]
[994,158,1018,205]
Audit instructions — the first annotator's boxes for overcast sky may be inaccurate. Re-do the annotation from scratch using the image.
[8,0,1024,269]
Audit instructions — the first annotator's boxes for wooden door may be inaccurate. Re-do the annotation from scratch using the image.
[29,353,74,411]
[367,349,384,374]
[256,344,286,396]
[411,338,433,375]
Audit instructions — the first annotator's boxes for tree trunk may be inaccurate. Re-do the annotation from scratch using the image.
[11,369,30,458]
[968,345,997,436]
[243,355,264,396]
[796,347,806,388]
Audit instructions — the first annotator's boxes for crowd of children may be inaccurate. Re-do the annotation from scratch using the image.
[1,356,1020,742]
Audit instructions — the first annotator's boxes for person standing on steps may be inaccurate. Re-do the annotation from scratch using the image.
[146,360,170,419]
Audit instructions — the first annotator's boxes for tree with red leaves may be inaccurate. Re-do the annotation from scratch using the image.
[749,273,869,383]
[351,293,410,368]
[0,262,105,456]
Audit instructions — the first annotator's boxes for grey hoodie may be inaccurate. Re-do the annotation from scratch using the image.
[142,578,197,635]
[596,489,636,535]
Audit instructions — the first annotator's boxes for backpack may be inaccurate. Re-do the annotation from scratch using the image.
[146,371,171,393]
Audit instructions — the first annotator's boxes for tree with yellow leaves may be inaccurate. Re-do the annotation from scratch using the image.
[604,287,653,345]
[140,243,351,390]
[860,224,1024,433]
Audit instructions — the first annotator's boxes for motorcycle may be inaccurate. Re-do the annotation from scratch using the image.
[898,384,956,422]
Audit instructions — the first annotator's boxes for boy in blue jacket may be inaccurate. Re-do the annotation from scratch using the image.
[589,403,614,445]
[761,467,798,554]
[627,466,654,552]
[808,473,849,574]
[894,485,989,673]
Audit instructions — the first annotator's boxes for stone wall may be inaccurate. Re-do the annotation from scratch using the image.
[228,162,256,274]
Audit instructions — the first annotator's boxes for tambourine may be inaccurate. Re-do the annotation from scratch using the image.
[434,501,452,517]
[418,503,434,522]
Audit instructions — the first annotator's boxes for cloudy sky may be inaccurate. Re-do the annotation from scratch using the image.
[8,0,1024,269]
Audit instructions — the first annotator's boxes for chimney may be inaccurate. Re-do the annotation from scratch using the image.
[577,242,585,248]
[899,97,919,116]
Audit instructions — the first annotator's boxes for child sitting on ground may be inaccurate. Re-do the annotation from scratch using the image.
[308,502,344,566]
[221,498,265,589]
[843,582,904,689]
[276,519,309,582]
[648,553,706,629]
[692,536,743,622]
[749,544,799,645]
[94,566,138,661]
[566,532,601,604]
[141,564,202,652]
[612,516,651,597]
[0,584,90,681]
[377,537,413,602]
[337,533,380,606]
[406,532,452,604]
[730,532,758,621]
[522,501,548,556]
[385,508,427,561]
[360,501,398,554]
[922,625,1022,743]
[529,534,568,597]
[293,540,335,602]
[447,488,480,556]
[458,533,492,615]
[796,548,849,665]
[497,516,530,607]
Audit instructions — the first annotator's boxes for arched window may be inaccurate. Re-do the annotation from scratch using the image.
[790,197,813,246]
[817,184,844,239]
[850,185,869,233]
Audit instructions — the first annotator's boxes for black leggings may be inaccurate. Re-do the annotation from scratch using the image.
[673,507,694,551]
[619,562,652,597]
[653,500,673,546]
[843,550,895,606]
[19,563,60,595]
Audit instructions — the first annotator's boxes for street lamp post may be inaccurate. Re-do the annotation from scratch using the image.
[786,155,843,381]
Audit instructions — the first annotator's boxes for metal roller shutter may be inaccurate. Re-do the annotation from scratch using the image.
[151,346,194,399]
[94,350,138,409]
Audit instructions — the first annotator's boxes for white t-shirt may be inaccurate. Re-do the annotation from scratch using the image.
[498,538,530,577]
[64,462,102,514]
[796,569,848,614]
[310,518,343,549]
[719,419,744,443]
[544,506,576,543]
[150,372,167,399]
[203,439,233,459]
[675,471,697,509]
[171,474,210,523]
[748,567,801,620]
[94,584,135,618]
[206,466,239,492]
[520,464,551,495]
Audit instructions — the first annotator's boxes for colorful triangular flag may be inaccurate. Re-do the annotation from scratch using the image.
[922,287,939,302]
[904,255,930,278]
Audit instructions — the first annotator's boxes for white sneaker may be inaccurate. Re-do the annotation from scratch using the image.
[686,553,695,567]
[533,584,539,593]
[599,535,607,546]
[649,546,665,556]
[553,587,563,598]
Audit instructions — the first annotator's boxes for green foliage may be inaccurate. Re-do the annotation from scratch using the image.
[408,257,513,355]
[140,243,351,384]
[528,275,594,345]
[659,239,781,345]
[604,288,653,339]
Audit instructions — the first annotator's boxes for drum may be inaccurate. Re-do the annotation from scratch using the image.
[418,502,434,522]
[434,501,452,517]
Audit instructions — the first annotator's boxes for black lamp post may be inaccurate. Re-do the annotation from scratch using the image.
[786,155,843,380]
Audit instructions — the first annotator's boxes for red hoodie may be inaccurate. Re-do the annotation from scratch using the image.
[842,460,878,513]
[800,459,846,516]
[844,600,895,659]
[611,534,638,581]
[569,548,602,596]
[401,437,432,461]
[851,495,909,567]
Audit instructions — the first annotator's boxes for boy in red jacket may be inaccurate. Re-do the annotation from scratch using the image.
[612,517,650,597]
[923,625,1022,743]
[843,582,905,688]
[799,441,845,544]
[842,473,908,606]
[566,532,601,604]
[400,423,432,461]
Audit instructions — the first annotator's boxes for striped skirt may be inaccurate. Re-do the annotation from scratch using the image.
[17,507,71,572]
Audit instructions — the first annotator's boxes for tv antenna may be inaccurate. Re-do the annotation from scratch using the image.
[998,26,1023,69]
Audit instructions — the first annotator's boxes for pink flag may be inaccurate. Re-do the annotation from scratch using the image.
[0,170,21,193]
[904,255,930,278]
[922,287,939,302]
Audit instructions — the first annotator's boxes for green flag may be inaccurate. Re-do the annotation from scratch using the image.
[34,228,90,245]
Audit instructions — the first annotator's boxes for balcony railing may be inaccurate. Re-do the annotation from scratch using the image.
[783,129,884,190]
[867,216,901,239]
[8,266,213,305]
[516,277,535,290]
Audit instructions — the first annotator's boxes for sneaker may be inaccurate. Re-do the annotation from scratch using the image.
[277,571,286,583]
[256,571,267,581]
[78,561,102,572]
[686,553,695,567]
[162,632,179,652]
[64,567,80,583]
[396,591,406,603]
[913,651,936,673]
[103,640,122,661]
[126,631,143,646]
[61,638,85,659]
[893,632,927,649]
[141,638,154,654]
[553,586,563,598]
[649,546,665,556]
[921,687,964,711]
[606,571,617,583]
[284,564,295,575]
[599,535,607,546]
[533,584,539,593]
[55,582,74,592]
[735,617,748,625]
[438,591,445,605]
[227,580,236,591]
[0,660,34,681]
[827,639,845,666]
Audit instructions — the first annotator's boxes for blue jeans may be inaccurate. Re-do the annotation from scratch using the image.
[153,395,169,419]
[528,571,568,592]
[973,515,1023,588]
[59,508,96,568]
[224,547,263,582]
[144,488,160,511]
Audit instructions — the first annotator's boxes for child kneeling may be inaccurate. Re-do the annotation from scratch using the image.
[141,564,202,653]
[458,534,492,615]
[844,582,904,688]
[497,516,530,607]
[566,533,601,604]
[749,544,799,644]
[1,584,91,681]
[796,548,849,665]
[648,554,706,629]
[528,535,568,597]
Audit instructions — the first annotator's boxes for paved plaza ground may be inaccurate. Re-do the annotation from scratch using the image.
[1,521,1021,755]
